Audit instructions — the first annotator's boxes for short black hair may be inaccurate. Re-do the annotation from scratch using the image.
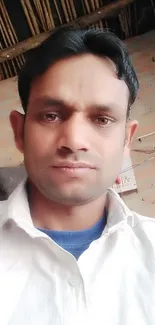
[18,26,139,115]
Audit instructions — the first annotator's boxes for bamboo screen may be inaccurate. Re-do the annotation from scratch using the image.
[0,0,149,80]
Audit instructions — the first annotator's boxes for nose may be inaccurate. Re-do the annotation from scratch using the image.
[57,114,90,155]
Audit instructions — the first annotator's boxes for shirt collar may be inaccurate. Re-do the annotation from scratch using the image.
[0,180,132,233]
[105,188,132,232]
[0,179,32,227]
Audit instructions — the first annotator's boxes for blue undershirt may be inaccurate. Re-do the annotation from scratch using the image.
[38,214,107,259]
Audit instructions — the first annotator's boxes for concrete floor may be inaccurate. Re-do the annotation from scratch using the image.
[0,30,155,216]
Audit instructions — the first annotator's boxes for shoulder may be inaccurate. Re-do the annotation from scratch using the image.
[131,210,155,227]
[129,211,155,246]
[0,199,7,212]
[0,199,9,226]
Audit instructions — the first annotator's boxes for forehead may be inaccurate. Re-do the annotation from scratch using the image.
[29,54,129,109]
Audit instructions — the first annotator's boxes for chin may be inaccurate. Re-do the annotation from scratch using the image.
[44,187,95,206]
[35,178,105,205]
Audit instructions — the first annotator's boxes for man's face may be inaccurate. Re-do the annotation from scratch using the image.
[11,54,137,205]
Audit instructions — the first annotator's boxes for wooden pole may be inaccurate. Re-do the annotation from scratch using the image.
[61,0,70,23]
[53,0,63,24]
[0,0,25,65]
[0,0,135,63]
[21,0,36,36]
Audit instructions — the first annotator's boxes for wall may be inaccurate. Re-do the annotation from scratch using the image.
[0,77,23,166]
[124,30,155,216]
[0,31,155,216]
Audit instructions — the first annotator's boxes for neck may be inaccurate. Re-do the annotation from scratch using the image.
[27,182,107,231]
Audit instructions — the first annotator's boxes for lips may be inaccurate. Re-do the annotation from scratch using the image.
[49,161,96,179]
[52,162,95,169]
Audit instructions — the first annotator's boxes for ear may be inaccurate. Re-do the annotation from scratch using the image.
[9,111,25,154]
[124,120,138,155]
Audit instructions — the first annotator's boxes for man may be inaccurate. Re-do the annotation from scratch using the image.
[0,26,155,325]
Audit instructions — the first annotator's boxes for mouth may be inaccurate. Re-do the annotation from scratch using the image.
[51,162,95,178]
[52,161,95,169]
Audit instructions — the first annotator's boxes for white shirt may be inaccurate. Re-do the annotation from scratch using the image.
[0,181,155,325]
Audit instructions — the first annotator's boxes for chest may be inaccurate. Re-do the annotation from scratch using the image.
[1,232,155,325]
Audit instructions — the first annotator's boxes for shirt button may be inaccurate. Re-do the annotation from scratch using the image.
[68,276,79,287]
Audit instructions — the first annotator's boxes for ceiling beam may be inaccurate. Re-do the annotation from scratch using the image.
[0,0,135,63]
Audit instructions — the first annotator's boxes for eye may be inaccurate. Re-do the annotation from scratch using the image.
[42,113,61,122]
[95,116,114,126]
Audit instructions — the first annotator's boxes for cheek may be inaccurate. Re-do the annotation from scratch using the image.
[96,127,125,160]
[24,123,55,159]
[99,143,124,166]
[98,141,124,185]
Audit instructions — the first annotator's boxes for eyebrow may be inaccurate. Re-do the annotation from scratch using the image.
[30,96,118,115]
[30,97,67,110]
[89,104,115,113]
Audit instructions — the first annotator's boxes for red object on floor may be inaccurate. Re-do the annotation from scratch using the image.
[115,177,121,185]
